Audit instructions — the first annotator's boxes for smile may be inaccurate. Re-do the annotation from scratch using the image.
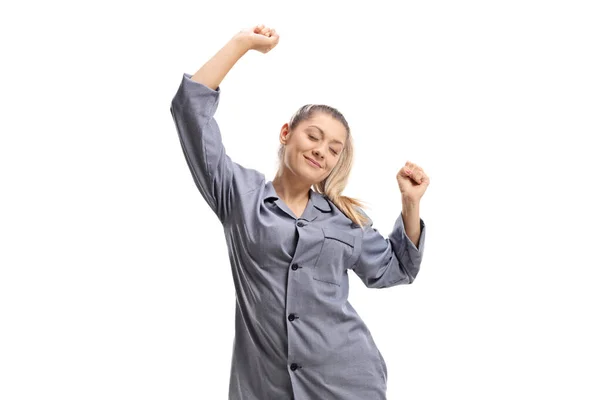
[304,156,321,168]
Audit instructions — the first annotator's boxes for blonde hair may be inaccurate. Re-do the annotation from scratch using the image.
[277,104,371,229]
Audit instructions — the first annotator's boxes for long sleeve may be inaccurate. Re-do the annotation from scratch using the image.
[351,210,426,288]
[170,73,264,224]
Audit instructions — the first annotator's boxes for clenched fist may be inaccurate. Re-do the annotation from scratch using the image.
[235,24,280,54]
[397,161,430,204]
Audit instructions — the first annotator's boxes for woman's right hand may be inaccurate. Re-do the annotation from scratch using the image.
[235,24,280,54]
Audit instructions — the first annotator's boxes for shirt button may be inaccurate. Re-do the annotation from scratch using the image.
[296,221,306,227]
[290,363,301,371]
[288,313,297,321]
[291,263,299,270]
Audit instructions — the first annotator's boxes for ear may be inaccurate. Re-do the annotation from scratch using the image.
[279,123,290,144]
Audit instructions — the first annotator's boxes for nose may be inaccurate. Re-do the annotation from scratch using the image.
[313,145,326,159]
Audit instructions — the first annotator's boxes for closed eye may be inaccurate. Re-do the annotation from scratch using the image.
[309,135,339,156]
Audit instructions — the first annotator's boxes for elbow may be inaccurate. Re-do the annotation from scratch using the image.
[405,268,419,284]
[398,246,422,284]
[400,260,421,285]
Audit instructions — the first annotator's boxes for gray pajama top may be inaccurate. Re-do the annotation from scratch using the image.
[170,73,426,400]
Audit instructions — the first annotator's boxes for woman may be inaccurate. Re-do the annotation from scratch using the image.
[170,24,429,400]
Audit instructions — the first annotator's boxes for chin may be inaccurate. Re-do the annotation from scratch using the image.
[296,166,321,182]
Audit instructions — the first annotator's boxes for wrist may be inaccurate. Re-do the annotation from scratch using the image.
[402,196,420,208]
[231,33,252,53]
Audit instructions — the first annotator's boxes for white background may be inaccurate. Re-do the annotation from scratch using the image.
[1,0,599,399]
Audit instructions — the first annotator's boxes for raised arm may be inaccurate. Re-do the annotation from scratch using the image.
[352,210,426,288]
[352,162,429,288]
[190,24,279,89]
[169,26,279,224]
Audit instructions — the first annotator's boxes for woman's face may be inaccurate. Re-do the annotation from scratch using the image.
[280,113,347,183]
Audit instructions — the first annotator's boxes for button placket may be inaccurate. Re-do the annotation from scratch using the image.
[291,221,305,375]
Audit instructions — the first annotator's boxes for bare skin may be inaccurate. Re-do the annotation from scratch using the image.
[272,112,347,218]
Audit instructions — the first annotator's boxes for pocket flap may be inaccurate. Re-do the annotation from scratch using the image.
[322,227,355,247]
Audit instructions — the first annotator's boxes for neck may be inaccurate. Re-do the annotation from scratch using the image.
[272,172,312,206]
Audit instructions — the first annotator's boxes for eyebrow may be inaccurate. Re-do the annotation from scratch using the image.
[307,125,344,146]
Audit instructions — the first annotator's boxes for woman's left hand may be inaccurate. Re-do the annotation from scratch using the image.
[396,161,430,203]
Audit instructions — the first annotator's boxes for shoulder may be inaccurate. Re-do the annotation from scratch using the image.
[352,205,374,229]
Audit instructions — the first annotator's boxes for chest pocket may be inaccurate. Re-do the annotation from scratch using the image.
[313,227,356,286]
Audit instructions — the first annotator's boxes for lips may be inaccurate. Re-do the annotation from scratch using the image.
[304,156,321,168]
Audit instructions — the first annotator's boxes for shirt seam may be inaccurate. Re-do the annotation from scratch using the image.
[223,180,264,228]
[353,225,366,269]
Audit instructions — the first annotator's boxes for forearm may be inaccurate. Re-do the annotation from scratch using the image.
[191,35,250,90]
[401,198,421,248]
